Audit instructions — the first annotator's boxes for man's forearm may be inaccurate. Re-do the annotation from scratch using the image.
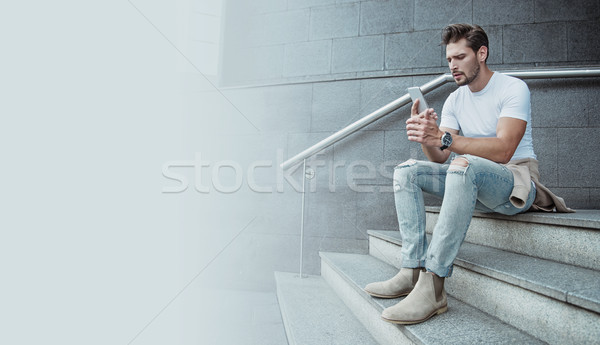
[422,143,450,164]
[448,135,515,164]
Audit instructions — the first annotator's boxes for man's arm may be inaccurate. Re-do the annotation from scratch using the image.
[445,117,526,163]
[406,100,527,164]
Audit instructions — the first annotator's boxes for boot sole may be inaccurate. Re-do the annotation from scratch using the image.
[380,305,448,325]
[363,290,411,299]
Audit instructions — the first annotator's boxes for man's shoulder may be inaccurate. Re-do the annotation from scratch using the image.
[494,72,529,90]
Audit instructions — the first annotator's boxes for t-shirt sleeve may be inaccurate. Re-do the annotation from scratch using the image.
[440,92,460,131]
[499,79,530,123]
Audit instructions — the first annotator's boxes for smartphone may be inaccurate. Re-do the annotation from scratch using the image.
[407,87,429,114]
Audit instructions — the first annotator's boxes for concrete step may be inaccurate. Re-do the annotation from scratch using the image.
[367,230,600,345]
[274,271,378,345]
[425,206,600,270]
[319,251,544,345]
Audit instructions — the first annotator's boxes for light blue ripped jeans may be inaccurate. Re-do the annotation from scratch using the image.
[393,154,536,277]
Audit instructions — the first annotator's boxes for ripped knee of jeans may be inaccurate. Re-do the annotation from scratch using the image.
[396,159,418,169]
[393,159,418,191]
[448,156,469,174]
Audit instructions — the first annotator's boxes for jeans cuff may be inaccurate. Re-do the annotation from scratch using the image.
[426,259,453,278]
[401,258,425,269]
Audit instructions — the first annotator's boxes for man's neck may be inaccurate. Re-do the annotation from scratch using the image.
[467,65,494,93]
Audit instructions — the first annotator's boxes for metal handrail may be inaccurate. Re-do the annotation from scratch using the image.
[281,67,600,171]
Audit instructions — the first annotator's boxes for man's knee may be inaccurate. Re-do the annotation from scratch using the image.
[397,159,418,168]
[393,159,419,191]
[394,159,421,176]
[448,156,470,173]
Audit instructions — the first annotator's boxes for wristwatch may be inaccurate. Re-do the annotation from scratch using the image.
[440,131,452,150]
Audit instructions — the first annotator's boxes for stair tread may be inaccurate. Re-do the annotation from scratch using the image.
[426,206,600,230]
[368,229,600,314]
[275,271,379,345]
[320,251,545,345]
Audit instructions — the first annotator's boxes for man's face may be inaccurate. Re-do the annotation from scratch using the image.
[446,38,480,86]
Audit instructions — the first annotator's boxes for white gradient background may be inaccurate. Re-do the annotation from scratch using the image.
[0,1,291,344]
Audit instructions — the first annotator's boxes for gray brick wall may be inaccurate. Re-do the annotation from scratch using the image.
[503,23,568,64]
[360,0,414,35]
[473,0,534,25]
[534,0,600,22]
[309,3,360,40]
[332,35,384,73]
[284,40,332,77]
[218,0,600,276]
[385,30,443,69]
[224,0,600,83]
[414,0,473,30]
[568,21,600,61]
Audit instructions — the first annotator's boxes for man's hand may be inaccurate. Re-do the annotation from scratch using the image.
[406,99,453,163]
[406,99,442,147]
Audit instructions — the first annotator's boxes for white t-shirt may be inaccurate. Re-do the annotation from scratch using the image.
[440,72,536,160]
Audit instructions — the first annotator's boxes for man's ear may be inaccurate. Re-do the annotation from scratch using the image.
[478,46,488,63]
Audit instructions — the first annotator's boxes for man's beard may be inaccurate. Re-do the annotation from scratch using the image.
[456,63,481,86]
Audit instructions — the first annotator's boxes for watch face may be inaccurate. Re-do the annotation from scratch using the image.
[442,133,452,147]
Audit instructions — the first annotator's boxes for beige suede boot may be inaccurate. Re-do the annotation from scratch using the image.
[364,268,423,298]
[381,271,447,324]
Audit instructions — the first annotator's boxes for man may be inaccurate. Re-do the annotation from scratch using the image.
[363,24,572,325]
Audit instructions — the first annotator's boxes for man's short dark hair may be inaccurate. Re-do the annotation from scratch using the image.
[442,24,489,62]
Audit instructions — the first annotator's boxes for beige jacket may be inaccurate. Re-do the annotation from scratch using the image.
[504,158,574,213]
